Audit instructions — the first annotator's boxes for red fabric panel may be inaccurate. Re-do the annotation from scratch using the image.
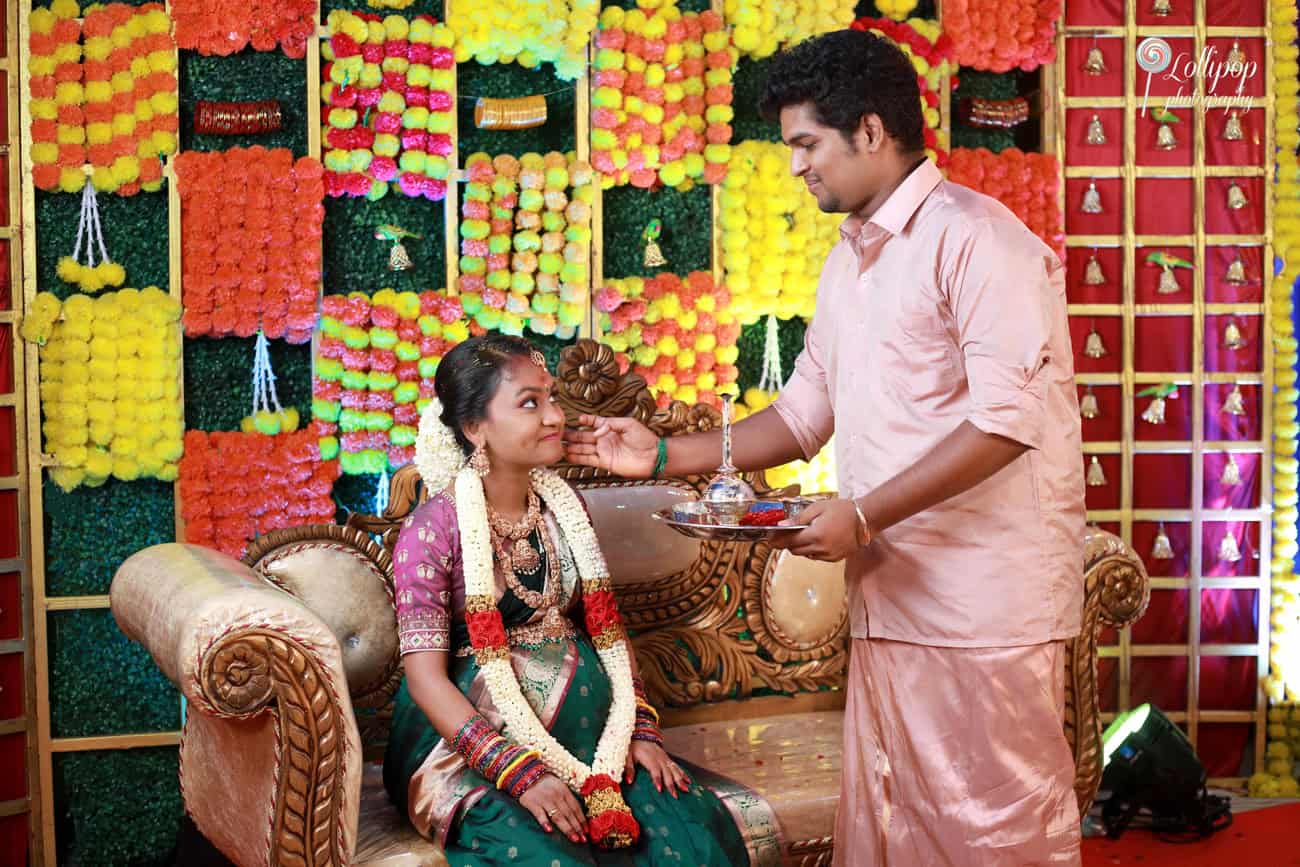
[1134,316,1193,371]
[1135,245,1194,302]
[0,655,20,719]
[0,409,13,476]
[1202,521,1261,578]
[1204,452,1262,510]
[1084,453,1123,510]
[1132,656,1188,712]
[1079,384,1123,441]
[1135,178,1195,236]
[1134,453,1191,509]
[0,326,11,394]
[1203,383,1261,440]
[1197,724,1254,777]
[1205,314,1263,373]
[0,815,26,867]
[0,573,18,641]
[0,493,15,560]
[1067,246,1123,304]
[1133,522,1191,578]
[1205,38,1266,98]
[1070,315,1123,373]
[1199,657,1257,712]
[1205,176,1265,235]
[1065,0,1123,26]
[1134,386,1191,441]
[1200,592,1259,646]
[0,242,10,310]
[1098,657,1119,713]
[1205,245,1264,303]
[0,734,22,802]
[1135,109,1194,167]
[0,156,8,227]
[1207,0,1266,26]
[1205,108,1266,167]
[1066,176,1124,235]
[1064,36,1125,97]
[1132,588,1191,644]
[1066,108,1124,167]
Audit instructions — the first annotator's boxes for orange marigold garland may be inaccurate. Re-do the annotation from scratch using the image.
[942,0,1060,73]
[179,428,340,559]
[171,0,317,58]
[27,2,83,193]
[176,147,324,344]
[595,271,741,409]
[946,147,1064,261]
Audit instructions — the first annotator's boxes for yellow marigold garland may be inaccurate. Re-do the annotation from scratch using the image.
[725,0,858,59]
[448,0,598,81]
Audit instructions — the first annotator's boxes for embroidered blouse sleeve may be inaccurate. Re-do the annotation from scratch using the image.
[393,494,459,655]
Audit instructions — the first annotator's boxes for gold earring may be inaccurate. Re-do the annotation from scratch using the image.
[469,446,490,476]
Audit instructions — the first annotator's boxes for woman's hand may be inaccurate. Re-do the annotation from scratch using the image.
[564,414,659,478]
[625,741,692,798]
[519,774,589,843]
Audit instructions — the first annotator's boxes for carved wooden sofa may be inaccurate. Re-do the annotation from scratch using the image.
[110,339,1150,867]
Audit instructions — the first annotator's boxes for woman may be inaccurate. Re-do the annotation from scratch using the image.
[384,333,748,866]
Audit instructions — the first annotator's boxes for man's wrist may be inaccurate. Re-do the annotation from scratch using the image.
[851,498,874,547]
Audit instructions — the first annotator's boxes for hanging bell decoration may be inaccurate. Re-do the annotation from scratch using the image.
[1225,252,1248,285]
[1227,181,1248,210]
[1086,114,1107,145]
[1084,326,1108,358]
[1221,453,1241,487]
[1151,0,1172,15]
[1157,264,1181,294]
[1223,318,1247,350]
[1081,181,1103,214]
[374,223,421,272]
[1083,44,1108,76]
[1218,531,1242,563]
[1084,252,1107,285]
[1155,121,1178,149]
[1080,386,1100,419]
[1227,41,1247,71]
[1222,110,1244,141]
[642,218,667,268]
[1141,395,1168,425]
[1087,455,1107,487]
[1151,522,1174,560]
[1222,383,1247,416]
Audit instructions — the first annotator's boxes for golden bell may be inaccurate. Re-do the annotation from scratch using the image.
[1087,455,1107,487]
[1083,45,1107,76]
[1141,395,1167,425]
[1157,264,1181,294]
[1223,318,1246,350]
[644,239,667,268]
[1086,114,1107,145]
[1081,181,1103,214]
[1227,41,1246,71]
[1221,453,1241,487]
[1155,122,1178,150]
[1084,327,1108,358]
[1222,383,1246,416]
[1225,253,1247,285]
[1084,252,1106,285]
[1151,0,1171,15]
[1151,523,1174,560]
[1080,387,1100,419]
[387,240,412,271]
[1227,181,1248,210]
[1223,110,1244,141]
[1218,531,1242,563]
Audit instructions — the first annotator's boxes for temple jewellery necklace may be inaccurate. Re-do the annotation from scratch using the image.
[487,489,562,618]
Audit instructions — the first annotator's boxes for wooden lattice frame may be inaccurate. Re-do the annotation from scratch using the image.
[1048,2,1275,786]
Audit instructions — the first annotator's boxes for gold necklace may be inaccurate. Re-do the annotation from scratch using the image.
[487,489,543,575]
[502,523,562,613]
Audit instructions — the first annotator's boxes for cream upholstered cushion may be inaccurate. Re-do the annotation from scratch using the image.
[580,485,701,586]
[355,763,449,867]
[763,552,846,651]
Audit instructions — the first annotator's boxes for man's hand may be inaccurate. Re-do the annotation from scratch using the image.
[771,498,863,562]
[564,414,658,478]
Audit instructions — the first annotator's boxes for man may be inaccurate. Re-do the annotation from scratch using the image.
[565,28,1085,867]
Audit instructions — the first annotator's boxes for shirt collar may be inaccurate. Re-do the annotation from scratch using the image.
[839,158,943,244]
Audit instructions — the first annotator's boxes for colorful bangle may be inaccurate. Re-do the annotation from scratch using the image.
[451,714,548,799]
[652,437,669,478]
[631,677,664,745]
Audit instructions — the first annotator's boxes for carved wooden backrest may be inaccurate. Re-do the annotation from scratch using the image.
[348,339,848,713]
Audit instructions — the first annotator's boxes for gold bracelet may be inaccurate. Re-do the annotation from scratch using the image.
[852,500,874,547]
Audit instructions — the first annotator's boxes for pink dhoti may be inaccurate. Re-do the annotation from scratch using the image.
[834,638,1081,867]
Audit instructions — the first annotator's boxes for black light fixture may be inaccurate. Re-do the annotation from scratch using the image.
[1098,703,1232,840]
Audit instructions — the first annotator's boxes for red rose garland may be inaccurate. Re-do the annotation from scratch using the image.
[176,147,324,343]
[946,147,1064,260]
[942,0,1060,73]
[179,428,340,559]
[172,0,317,58]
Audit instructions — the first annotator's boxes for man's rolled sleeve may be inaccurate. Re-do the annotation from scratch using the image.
[948,219,1061,452]
[772,311,835,460]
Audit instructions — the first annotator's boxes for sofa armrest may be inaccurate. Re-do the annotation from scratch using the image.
[1065,528,1152,816]
[111,543,362,867]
